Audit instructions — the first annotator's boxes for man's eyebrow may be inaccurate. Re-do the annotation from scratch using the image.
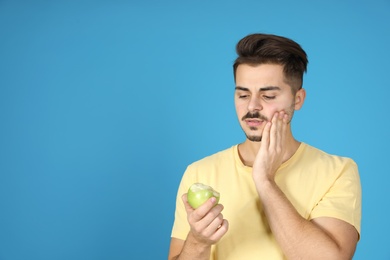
[259,86,281,91]
[235,86,281,91]
[235,86,249,91]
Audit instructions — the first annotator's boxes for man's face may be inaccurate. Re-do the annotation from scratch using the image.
[234,63,300,142]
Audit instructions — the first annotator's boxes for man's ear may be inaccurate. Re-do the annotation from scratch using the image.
[294,88,306,110]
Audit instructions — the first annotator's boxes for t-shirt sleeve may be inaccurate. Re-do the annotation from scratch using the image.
[309,159,362,235]
[171,166,194,240]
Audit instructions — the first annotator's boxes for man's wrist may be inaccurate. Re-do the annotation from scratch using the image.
[253,173,277,197]
[186,231,212,251]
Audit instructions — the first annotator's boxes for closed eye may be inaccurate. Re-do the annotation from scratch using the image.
[264,95,276,100]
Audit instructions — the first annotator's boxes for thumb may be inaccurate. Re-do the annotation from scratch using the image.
[181,193,194,212]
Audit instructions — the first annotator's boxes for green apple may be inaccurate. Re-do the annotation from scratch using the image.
[187,183,220,209]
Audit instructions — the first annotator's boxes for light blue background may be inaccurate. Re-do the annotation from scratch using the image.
[1,1,389,259]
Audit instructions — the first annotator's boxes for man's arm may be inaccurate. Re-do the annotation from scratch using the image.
[168,238,184,260]
[168,194,229,260]
[253,112,359,259]
[256,178,358,259]
[168,236,210,260]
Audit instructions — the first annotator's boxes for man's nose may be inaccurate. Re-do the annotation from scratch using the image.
[247,96,263,112]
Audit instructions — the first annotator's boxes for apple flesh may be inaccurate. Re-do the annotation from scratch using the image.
[187,183,220,209]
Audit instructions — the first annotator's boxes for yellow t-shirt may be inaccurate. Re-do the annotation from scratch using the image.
[171,143,361,260]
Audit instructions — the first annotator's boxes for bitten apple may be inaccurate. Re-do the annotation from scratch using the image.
[187,183,220,209]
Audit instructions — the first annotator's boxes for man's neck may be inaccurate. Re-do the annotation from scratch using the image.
[237,133,300,167]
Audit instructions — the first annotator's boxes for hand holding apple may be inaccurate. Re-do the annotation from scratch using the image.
[187,183,220,209]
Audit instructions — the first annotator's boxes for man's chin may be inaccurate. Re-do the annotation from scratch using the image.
[246,135,262,142]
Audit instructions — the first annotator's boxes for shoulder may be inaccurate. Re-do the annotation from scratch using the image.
[302,143,357,164]
[187,145,236,170]
[300,143,358,176]
[179,145,237,186]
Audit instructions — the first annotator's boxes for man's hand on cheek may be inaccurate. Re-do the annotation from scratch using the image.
[252,111,289,183]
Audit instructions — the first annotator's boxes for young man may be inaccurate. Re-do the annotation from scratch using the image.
[168,33,361,260]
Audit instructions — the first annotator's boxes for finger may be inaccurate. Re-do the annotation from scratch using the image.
[209,219,229,242]
[280,112,288,144]
[269,112,279,149]
[182,193,195,213]
[283,111,289,123]
[190,197,219,222]
[276,111,285,148]
[261,121,272,149]
[203,211,225,237]
[200,203,224,227]
[192,203,224,234]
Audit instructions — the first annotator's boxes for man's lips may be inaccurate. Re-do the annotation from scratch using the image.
[245,119,264,127]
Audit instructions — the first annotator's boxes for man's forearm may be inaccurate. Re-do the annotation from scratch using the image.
[172,233,211,260]
[256,179,345,259]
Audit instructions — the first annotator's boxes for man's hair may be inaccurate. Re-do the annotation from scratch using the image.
[233,33,308,93]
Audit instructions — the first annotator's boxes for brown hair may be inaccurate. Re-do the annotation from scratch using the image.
[233,33,308,93]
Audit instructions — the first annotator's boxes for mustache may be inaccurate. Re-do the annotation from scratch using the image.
[241,112,269,121]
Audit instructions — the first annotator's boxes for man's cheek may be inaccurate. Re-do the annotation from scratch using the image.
[266,106,281,118]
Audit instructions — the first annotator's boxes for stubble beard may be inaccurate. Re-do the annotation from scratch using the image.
[246,128,263,142]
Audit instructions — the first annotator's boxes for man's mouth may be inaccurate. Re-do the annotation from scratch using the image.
[245,119,264,127]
